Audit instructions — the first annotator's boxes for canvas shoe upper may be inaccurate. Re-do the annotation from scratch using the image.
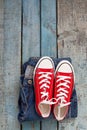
[33,56,55,118]
[53,60,75,121]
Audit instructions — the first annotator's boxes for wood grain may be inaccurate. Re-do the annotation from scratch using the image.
[58,0,87,129]
[22,121,40,130]
[22,0,40,130]
[3,0,21,130]
[41,0,57,57]
[22,0,40,63]
[0,0,6,129]
[41,0,58,130]
[1,0,87,130]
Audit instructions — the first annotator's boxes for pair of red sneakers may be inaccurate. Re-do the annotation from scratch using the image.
[33,56,75,121]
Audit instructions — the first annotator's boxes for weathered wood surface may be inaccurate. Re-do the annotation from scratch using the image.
[22,0,40,63]
[58,0,87,129]
[1,0,87,130]
[0,0,6,129]
[41,0,57,57]
[0,0,21,130]
[22,0,40,130]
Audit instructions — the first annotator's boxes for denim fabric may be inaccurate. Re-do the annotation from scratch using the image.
[18,57,78,123]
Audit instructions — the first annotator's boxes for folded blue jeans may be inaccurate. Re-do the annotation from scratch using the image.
[18,57,78,123]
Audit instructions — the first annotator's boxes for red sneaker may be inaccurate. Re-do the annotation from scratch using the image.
[33,56,55,118]
[53,60,75,121]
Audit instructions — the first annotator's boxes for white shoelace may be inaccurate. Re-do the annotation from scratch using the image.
[38,72,71,106]
[38,71,56,105]
[56,75,71,107]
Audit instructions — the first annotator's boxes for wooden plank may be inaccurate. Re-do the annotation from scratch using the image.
[22,0,40,63]
[22,0,40,130]
[41,0,58,130]
[58,0,87,129]
[41,0,57,57]
[22,121,40,130]
[0,0,6,129]
[3,0,21,130]
[41,0,56,57]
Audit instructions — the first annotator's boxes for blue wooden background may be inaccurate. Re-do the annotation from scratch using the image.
[0,0,87,130]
